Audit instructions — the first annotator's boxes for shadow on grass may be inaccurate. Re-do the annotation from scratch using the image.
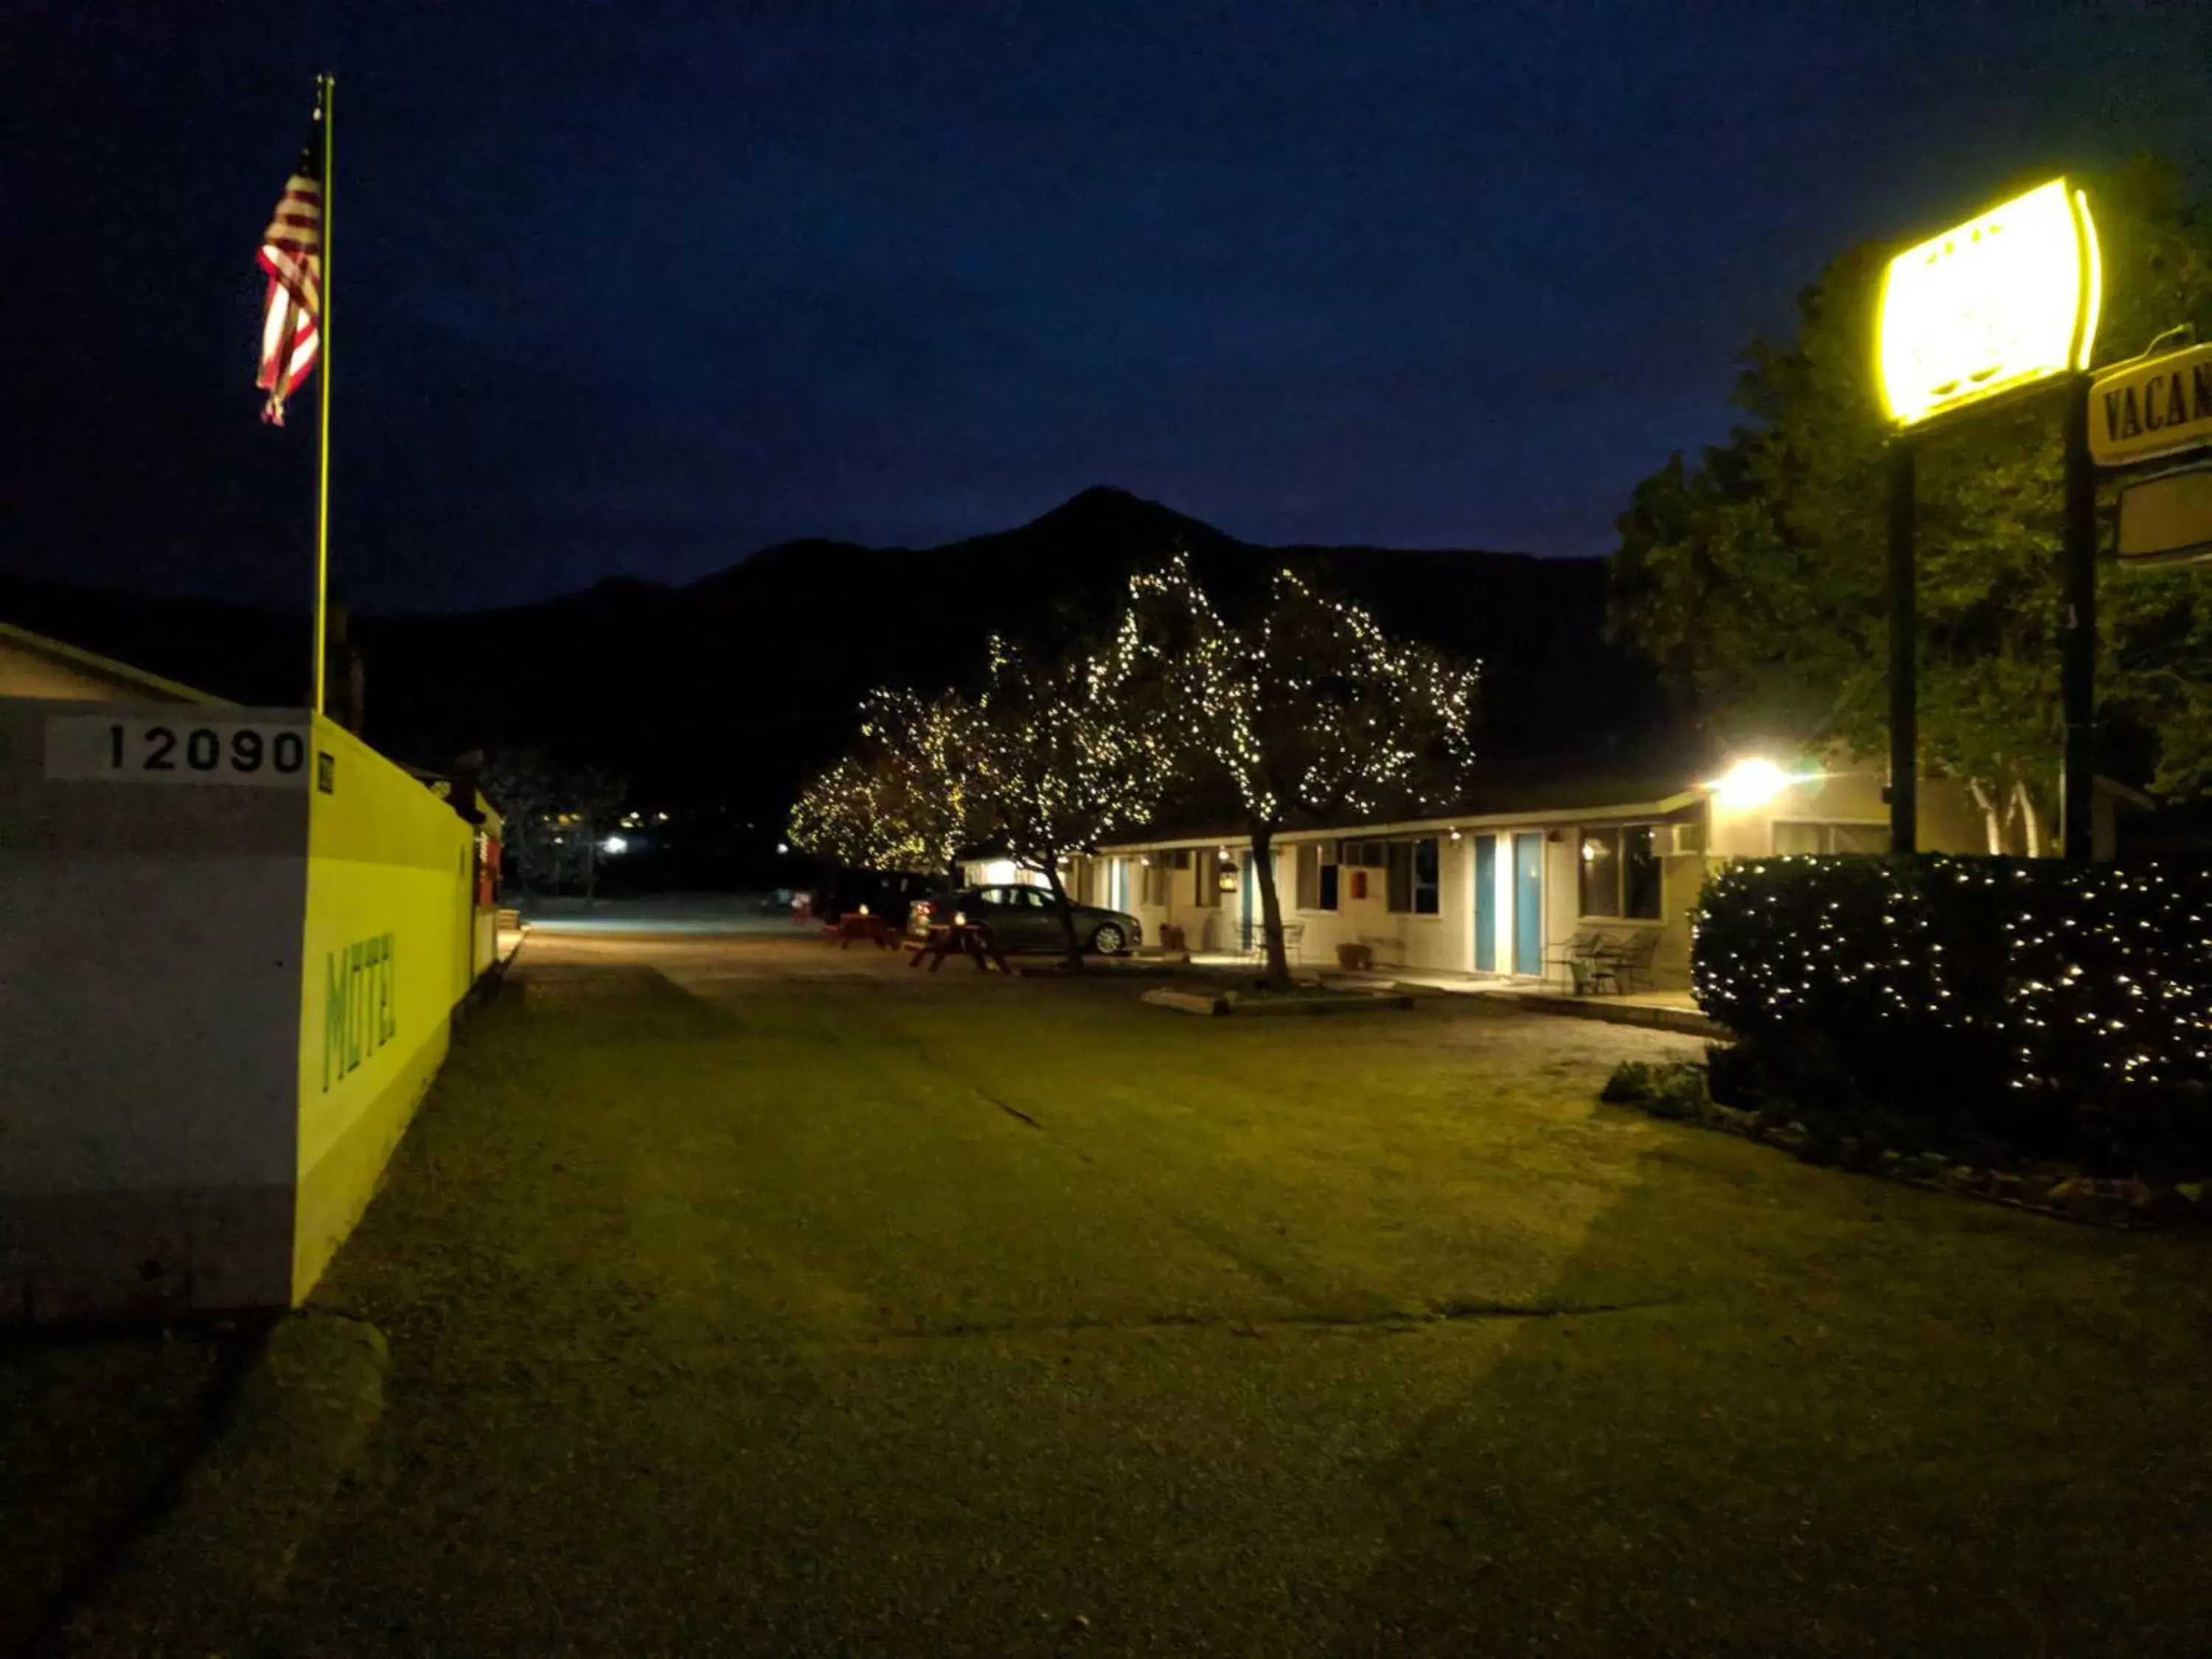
[1345,1110,2212,1656]
[0,1316,265,1655]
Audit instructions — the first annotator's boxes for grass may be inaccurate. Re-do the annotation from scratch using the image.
[0,1320,255,1652]
[237,933,2212,1655]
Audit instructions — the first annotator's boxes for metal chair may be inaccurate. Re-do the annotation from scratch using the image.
[1543,930,1601,988]
[1588,930,1659,995]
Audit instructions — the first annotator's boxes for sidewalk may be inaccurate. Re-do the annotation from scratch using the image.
[1188,953,1723,1039]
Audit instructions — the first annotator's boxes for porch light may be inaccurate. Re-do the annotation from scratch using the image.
[1706,757,1804,810]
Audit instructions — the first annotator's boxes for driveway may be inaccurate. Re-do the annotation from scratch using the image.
[257,925,2212,1655]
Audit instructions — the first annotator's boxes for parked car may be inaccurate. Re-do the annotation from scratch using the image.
[913,885,1141,955]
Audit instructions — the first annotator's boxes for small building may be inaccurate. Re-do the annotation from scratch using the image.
[1,620,503,1322]
[0,617,229,706]
[1057,756,2130,989]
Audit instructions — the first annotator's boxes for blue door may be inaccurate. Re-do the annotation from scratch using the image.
[1513,832,1543,976]
[1240,857,1255,951]
[1474,835,1496,973]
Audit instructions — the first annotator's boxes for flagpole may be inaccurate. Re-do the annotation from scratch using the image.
[313,72,334,717]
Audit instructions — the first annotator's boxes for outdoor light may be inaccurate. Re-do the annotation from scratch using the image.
[953,911,967,926]
[776,841,790,855]
[601,834,627,855]
[1706,757,1804,810]
[857,902,869,917]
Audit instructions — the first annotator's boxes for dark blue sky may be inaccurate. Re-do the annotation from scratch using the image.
[6,1,2208,612]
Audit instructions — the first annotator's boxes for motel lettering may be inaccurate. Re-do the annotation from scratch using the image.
[323,931,397,1091]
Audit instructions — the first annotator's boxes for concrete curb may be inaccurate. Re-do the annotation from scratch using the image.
[1458,988,1728,1040]
[63,1310,389,1657]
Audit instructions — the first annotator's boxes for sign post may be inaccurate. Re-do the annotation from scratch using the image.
[1874,178,2103,862]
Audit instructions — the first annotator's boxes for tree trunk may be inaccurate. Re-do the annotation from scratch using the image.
[1968,779,2005,855]
[2013,780,2043,859]
[1251,821,1291,990]
[1042,863,1085,970]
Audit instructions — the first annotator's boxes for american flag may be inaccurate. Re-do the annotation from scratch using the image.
[256,100,324,426]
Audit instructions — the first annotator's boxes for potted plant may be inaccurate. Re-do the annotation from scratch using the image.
[1336,942,1372,971]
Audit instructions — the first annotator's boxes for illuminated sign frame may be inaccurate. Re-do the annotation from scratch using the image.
[1877,178,2101,429]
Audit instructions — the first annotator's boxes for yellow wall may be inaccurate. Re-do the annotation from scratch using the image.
[292,717,476,1301]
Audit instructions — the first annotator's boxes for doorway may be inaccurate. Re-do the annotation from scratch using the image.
[1513,832,1543,976]
[1473,834,1497,973]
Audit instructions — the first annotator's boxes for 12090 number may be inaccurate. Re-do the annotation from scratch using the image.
[110,723,305,776]
[44,716,316,788]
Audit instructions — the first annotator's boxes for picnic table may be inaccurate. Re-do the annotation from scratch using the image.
[823,912,898,950]
[906,921,1011,973]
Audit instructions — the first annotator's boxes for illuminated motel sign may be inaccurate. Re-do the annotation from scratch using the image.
[1871,178,2105,865]
[1877,178,2101,429]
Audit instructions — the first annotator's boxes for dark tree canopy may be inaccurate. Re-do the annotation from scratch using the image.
[1610,159,2212,849]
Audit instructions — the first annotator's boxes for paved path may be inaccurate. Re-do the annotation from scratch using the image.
[257,928,2212,1655]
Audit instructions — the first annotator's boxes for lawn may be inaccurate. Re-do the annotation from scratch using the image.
[0,1320,254,1653]
[233,934,2212,1653]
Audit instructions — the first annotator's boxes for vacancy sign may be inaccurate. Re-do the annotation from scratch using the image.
[2090,341,2212,469]
[1878,178,2101,429]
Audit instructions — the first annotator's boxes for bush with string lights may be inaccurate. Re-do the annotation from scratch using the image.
[1692,855,2212,1169]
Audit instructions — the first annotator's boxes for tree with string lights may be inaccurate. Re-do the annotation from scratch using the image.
[787,687,981,882]
[1129,553,1478,989]
[967,619,1170,965]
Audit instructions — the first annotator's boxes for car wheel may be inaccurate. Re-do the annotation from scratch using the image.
[1089,922,1127,956]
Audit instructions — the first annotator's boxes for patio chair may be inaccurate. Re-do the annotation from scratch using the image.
[1587,930,1660,995]
[1543,930,1601,988]
[1280,922,1305,964]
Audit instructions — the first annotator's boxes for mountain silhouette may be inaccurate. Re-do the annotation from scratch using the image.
[0,487,1663,832]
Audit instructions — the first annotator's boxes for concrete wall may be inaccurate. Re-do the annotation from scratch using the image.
[0,699,313,1318]
[292,717,477,1301]
[0,700,484,1321]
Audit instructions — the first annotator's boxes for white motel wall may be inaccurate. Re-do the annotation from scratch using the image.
[1062,763,2028,988]
[1,697,494,1321]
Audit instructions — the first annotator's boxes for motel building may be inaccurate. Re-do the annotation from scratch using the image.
[980,754,2138,991]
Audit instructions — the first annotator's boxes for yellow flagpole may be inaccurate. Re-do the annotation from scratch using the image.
[313,72,334,716]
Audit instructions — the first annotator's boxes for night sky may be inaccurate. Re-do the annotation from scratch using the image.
[7,2,2208,613]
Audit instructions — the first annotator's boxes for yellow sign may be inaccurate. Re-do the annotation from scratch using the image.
[1877,178,2100,428]
[2090,341,2212,469]
[2116,463,2212,567]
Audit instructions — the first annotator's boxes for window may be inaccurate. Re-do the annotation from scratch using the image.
[1295,842,1339,911]
[1775,821,1888,856]
[1579,825,1662,920]
[1386,838,1440,914]
[1139,849,1192,908]
[1394,839,1440,913]
[1340,839,1387,869]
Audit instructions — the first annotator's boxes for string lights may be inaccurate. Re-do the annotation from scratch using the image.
[1694,853,2212,1152]
[790,551,1478,975]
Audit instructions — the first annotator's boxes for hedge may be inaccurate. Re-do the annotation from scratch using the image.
[1691,855,2212,1169]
